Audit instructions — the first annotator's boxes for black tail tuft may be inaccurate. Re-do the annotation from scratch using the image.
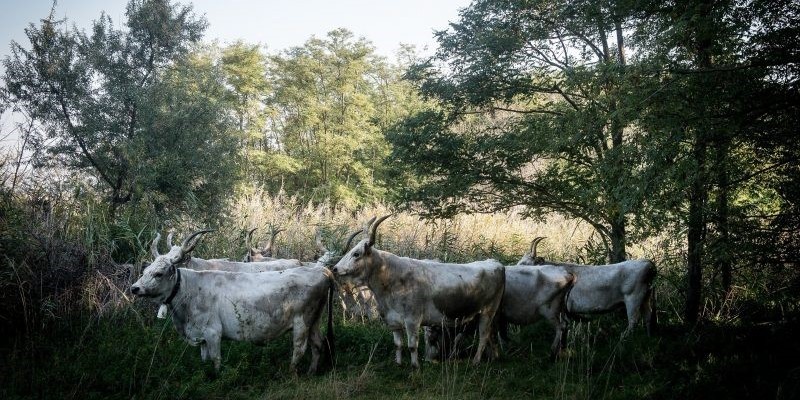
[325,283,336,367]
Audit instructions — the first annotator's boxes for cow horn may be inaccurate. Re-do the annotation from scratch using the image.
[344,229,364,251]
[531,237,546,258]
[181,229,215,254]
[245,228,257,248]
[362,216,377,233]
[166,231,176,247]
[151,232,162,258]
[368,214,392,247]
[265,225,284,253]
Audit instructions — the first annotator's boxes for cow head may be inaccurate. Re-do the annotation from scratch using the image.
[516,237,546,266]
[131,229,212,300]
[244,225,285,262]
[331,214,391,285]
[315,228,364,268]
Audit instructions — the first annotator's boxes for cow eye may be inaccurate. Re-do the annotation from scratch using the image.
[153,272,164,278]
[353,252,361,258]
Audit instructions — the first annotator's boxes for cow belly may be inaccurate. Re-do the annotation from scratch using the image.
[567,286,623,313]
[219,304,294,342]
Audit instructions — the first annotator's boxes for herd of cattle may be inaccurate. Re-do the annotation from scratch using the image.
[130,215,657,373]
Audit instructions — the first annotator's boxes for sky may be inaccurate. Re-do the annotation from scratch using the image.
[0,0,470,62]
[0,0,471,142]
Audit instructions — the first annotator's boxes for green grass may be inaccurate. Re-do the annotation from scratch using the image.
[2,304,797,400]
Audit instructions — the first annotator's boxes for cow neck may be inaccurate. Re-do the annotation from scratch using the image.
[164,267,182,306]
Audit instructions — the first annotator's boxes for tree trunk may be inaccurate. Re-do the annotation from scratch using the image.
[685,0,715,326]
[686,135,707,325]
[609,215,627,263]
[715,142,732,296]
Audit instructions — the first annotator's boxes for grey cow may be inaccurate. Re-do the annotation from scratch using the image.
[331,215,506,368]
[132,231,335,373]
[518,237,657,336]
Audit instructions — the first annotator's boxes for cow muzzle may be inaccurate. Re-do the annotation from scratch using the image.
[130,285,141,295]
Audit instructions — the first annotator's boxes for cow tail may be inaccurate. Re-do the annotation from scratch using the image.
[559,272,578,350]
[326,281,336,366]
[646,260,657,335]
[563,272,580,321]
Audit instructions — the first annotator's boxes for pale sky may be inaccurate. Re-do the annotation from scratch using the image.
[0,0,470,62]
[0,0,471,142]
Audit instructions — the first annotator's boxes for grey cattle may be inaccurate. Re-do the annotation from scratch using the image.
[500,265,576,358]
[518,237,657,336]
[133,231,334,373]
[332,215,505,368]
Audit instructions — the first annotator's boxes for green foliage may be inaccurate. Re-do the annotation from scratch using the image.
[391,0,664,262]
[1,0,239,220]
[262,29,422,208]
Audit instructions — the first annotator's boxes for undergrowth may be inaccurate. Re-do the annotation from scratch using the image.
[1,304,798,399]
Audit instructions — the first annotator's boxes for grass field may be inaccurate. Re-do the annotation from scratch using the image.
[2,298,798,399]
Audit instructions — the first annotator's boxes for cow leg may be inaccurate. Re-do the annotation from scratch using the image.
[548,313,564,361]
[560,316,570,350]
[291,317,310,374]
[307,316,324,374]
[392,329,404,365]
[474,288,503,365]
[200,343,209,361]
[204,332,222,371]
[643,288,656,336]
[544,299,567,360]
[404,320,421,369]
[472,314,492,365]
[623,294,644,338]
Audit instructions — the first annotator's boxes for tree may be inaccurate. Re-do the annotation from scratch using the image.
[131,48,241,218]
[262,29,416,208]
[633,0,800,323]
[390,0,654,262]
[1,0,238,218]
[219,41,270,182]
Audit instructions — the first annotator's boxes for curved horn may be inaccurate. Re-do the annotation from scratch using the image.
[264,225,284,253]
[362,216,377,232]
[245,228,257,248]
[315,228,329,254]
[151,232,162,258]
[344,229,364,251]
[181,229,215,254]
[531,236,546,258]
[166,230,176,247]
[368,214,392,247]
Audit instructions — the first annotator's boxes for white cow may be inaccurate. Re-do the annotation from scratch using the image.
[500,265,576,358]
[518,237,657,336]
[132,231,334,373]
[332,215,506,368]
